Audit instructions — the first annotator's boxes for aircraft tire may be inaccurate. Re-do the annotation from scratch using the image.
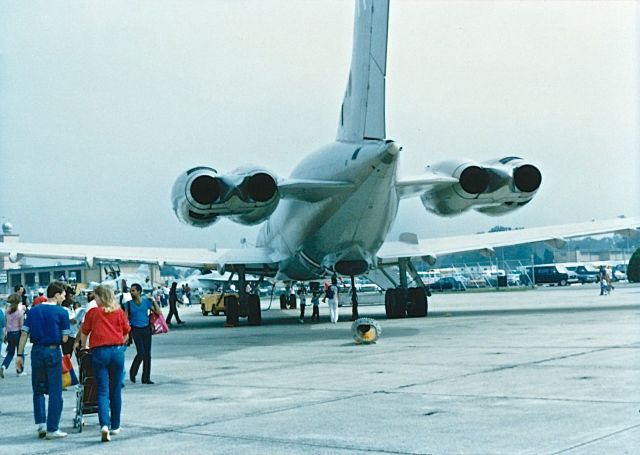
[247,294,262,325]
[384,290,394,318]
[392,288,407,318]
[407,287,428,317]
[386,289,409,318]
[279,294,287,309]
[225,295,239,327]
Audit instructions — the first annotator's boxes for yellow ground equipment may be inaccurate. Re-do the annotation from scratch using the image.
[201,292,238,316]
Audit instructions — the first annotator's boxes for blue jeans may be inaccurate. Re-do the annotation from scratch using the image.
[30,345,63,432]
[2,331,20,369]
[130,325,152,382]
[91,345,125,429]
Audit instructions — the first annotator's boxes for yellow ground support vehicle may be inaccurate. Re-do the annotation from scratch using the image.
[201,292,238,316]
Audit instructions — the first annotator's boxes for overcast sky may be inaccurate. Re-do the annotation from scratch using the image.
[1,0,638,251]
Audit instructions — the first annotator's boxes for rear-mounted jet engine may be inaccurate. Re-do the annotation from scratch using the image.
[172,165,279,227]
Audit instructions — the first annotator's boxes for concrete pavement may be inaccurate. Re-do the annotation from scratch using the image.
[1,284,638,454]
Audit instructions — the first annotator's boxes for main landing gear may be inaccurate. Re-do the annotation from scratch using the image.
[224,266,262,327]
[384,287,428,318]
[382,258,429,319]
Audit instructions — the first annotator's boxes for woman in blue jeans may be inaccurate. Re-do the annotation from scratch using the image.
[80,285,130,442]
[1,293,26,378]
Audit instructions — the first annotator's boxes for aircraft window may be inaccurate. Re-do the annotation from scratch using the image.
[351,147,361,160]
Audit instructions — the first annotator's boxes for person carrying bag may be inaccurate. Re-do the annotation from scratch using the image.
[124,284,162,385]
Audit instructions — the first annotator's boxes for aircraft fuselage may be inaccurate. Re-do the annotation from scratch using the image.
[256,140,401,280]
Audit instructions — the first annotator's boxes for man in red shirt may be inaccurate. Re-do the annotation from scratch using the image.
[32,289,47,306]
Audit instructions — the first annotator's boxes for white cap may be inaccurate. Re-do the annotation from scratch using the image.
[38,288,45,294]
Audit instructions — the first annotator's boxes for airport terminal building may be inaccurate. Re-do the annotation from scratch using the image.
[0,221,159,296]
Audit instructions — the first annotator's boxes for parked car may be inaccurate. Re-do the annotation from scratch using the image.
[428,277,465,291]
[356,282,383,293]
[506,272,521,286]
[566,265,599,284]
[523,264,578,286]
[612,264,627,282]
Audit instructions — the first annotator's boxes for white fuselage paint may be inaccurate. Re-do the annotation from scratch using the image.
[256,140,400,280]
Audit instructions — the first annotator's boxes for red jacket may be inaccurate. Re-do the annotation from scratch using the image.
[82,307,130,348]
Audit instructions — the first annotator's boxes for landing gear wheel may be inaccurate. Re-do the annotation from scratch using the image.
[247,295,262,325]
[407,287,428,317]
[393,288,407,318]
[385,289,394,318]
[225,295,239,327]
[385,289,407,318]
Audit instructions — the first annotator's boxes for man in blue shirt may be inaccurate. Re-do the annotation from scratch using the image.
[16,281,70,440]
[125,283,162,384]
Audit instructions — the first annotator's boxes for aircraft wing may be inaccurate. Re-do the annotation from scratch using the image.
[0,242,277,272]
[377,217,640,264]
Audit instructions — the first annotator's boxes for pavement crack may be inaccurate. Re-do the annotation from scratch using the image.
[547,423,640,454]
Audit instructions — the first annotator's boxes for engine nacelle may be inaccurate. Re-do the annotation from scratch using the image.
[172,165,279,227]
[421,157,541,216]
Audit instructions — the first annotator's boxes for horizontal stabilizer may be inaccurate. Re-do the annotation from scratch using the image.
[395,172,459,199]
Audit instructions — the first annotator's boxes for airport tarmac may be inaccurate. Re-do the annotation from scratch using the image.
[1,284,638,454]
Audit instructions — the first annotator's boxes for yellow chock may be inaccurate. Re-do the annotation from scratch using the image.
[351,318,381,344]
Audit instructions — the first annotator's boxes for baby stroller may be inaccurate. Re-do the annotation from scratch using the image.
[73,350,98,432]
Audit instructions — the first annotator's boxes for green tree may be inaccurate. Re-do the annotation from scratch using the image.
[628,247,640,283]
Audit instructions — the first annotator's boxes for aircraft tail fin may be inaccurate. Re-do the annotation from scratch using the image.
[336,0,389,143]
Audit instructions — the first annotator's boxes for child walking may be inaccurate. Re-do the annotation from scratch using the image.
[310,291,320,322]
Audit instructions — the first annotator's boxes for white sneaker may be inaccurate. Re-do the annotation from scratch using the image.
[36,424,46,439]
[109,427,121,435]
[101,426,110,442]
[45,430,68,440]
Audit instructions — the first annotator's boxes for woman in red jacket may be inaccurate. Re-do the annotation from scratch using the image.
[80,285,130,442]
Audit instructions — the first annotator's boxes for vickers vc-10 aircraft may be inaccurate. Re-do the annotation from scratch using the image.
[2,0,639,323]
